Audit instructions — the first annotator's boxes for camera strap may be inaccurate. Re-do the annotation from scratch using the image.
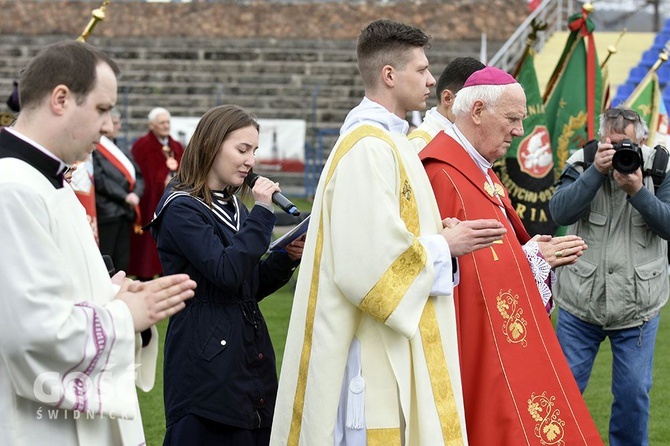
[572,139,599,172]
[577,140,668,194]
[644,145,669,192]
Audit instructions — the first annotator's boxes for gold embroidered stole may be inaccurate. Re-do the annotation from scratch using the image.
[408,128,433,147]
[288,125,463,445]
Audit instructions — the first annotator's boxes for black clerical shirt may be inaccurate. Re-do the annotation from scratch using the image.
[0,128,68,189]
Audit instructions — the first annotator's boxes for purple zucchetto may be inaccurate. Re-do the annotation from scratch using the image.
[463,66,516,88]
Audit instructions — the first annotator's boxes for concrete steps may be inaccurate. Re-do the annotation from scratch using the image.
[0,35,499,143]
[0,34,504,197]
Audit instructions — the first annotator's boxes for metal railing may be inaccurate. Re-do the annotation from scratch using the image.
[490,0,576,72]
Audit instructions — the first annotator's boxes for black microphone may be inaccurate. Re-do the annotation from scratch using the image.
[102,254,115,276]
[245,173,300,216]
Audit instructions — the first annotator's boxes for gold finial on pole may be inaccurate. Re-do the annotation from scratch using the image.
[601,28,627,69]
[77,0,110,42]
[512,18,546,79]
[649,44,669,74]
[622,45,667,109]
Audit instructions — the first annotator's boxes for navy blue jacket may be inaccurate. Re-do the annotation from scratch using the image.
[149,188,299,430]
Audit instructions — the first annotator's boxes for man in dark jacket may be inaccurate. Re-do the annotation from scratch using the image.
[93,108,144,273]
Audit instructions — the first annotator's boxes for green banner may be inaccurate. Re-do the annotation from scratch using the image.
[544,11,603,180]
[625,71,661,145]
[494,50,557,236]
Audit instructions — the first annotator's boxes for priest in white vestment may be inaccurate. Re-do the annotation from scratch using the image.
[0,41,195,446]
[271,20,506,446]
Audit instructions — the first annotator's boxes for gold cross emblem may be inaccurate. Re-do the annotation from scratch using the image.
[490,239,504,261]
[402,181,412,201]
[484,182,506,198]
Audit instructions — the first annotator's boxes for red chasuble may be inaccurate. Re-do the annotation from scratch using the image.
[420,131,603,446]
[129,132,184,278]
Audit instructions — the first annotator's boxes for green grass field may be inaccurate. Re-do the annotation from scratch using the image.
[138,197,670,444]
[139,287,670,445]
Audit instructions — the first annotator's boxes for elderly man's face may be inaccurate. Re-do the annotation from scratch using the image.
[479,84,526,163]
[149,113,171,139]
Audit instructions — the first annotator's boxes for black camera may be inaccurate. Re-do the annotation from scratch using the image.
[612,139,643,174]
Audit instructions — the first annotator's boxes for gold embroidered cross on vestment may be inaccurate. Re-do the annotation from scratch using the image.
[402,180,412,201]
[484,182,506,198]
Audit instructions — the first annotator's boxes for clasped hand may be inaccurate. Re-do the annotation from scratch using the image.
[112,272,197,332]
[441,217,507,257]
[532,234,588,268]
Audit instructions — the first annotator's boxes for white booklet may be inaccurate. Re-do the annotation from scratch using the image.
[270,215,310,251]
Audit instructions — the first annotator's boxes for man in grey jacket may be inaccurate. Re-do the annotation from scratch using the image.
[550,107,670,446]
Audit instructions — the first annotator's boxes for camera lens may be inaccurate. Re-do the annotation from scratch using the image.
[612,140,642,174]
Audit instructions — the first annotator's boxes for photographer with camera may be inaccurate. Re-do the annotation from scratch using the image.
[549,107,670,446]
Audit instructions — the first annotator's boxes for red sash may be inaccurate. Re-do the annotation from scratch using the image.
[70,160,98,244]
[96,143,143,233]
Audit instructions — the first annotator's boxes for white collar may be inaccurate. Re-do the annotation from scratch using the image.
[425,107,454,130]
[451,124,493,175]
[4,126,69,173]
[340,97,409,135]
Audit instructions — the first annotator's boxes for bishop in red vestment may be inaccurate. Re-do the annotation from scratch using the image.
[129,108,184,279]
[420,67,602,445]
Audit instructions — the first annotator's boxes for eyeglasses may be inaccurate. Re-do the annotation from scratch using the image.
[605,108,640,122]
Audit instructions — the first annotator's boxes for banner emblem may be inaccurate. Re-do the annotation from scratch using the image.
[517,125,553,178]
